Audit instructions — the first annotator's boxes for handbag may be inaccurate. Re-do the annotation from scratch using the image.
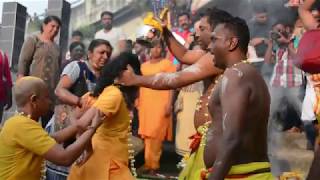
[295,29,320,74]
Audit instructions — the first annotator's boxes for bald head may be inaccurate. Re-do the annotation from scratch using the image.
[14,76,48,107]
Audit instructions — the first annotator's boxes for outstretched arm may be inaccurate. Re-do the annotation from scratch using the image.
[50,107,101,144]
[119,53,222,90]
[43,108,103,166]
[299,0,319,30]
[163,27,206,65]
[209,70,250,180]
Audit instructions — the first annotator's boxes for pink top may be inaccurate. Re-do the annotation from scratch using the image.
[0,51,13,101]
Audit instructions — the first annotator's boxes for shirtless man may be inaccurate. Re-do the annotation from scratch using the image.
[204,17,273,179]
[119,8,232,128]
[120,8,231,89]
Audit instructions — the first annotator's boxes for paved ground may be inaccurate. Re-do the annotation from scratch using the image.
[1,99,315,180]
[135,142,181,180]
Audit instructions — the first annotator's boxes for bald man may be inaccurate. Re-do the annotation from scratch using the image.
[0,76,103,180]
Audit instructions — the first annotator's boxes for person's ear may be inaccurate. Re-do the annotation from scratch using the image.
[87,51,93,60]
[30,94,37,102]
[30,94,38,107]
[229,37,239,51]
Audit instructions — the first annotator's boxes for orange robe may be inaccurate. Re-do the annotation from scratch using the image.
[138,59,176,141]
[68,85,134,180]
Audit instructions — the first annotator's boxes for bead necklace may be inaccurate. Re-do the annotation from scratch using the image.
[16,111,32,119]
[177,76,220,169]
[200,60,251,178]
[197,76,221,147]
[199,60,250,147]
[127,112,137,177]
[16,111,47,180]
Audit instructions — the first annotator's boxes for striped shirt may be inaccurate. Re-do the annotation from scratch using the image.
[270,47,304,87]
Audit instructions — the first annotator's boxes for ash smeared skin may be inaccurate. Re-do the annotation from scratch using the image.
[214,160,222,167]
[222,113,227,131]
[151,72,179,86]
[183,65,202,74]
[221,76,228,95]
[231,67,244,77]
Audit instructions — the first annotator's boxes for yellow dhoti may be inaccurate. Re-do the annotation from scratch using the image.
[226,162,274,180]
[178,124,208,180]
[203,162,274,180]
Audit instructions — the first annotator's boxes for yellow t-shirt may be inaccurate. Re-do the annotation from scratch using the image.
[68,85,132,180]
[91,85,130,140]
[0,115,56,180]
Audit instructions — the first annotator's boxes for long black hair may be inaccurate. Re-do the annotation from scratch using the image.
[92,52,141,110]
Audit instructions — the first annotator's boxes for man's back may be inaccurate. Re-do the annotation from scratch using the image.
[237,64,270,163]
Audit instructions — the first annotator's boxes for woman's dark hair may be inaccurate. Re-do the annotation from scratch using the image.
[92,52,141,110]
[69,41,85,52]
[88,39,113,52]
[40,15,62,33]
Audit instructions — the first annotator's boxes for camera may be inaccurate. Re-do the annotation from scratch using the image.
[271,31,281,40]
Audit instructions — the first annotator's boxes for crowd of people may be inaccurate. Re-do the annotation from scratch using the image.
[0,0,320,179]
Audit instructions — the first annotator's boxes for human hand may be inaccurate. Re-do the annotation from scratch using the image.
[117,65,138,86]
[250,37,266,46]
[277,33,290,44]
[159,7,169,28]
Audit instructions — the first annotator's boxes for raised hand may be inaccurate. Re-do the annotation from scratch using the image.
[117,65,138,86]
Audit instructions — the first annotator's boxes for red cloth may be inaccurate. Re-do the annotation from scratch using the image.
[0,51,13,101]
[188,132,202,153]
[175,29,193,41]
[296,29,320,74]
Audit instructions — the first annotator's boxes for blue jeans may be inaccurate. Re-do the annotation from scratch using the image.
[303,121,318,150]
[46,166,68,180]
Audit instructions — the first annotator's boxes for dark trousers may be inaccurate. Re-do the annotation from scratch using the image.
[41,110,54,128]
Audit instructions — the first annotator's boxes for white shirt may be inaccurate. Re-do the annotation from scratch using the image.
[94,27,126,55]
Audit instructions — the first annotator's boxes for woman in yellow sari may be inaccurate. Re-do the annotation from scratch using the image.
[68,52,141,180]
